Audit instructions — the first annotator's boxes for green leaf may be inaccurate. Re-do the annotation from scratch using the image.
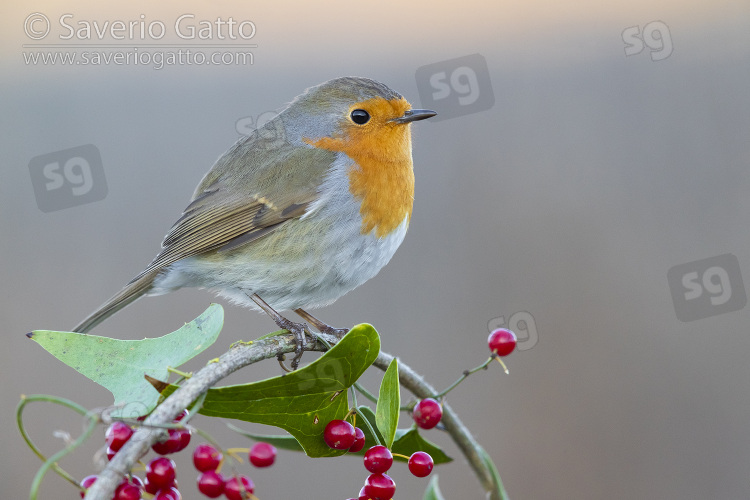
[477,444,509,500]
[227,408,381,454]
[392,427,452,465]
[28,304,224,418]
[375,358,400,448]
[351,407,451,463]
[356,405,384,450]
[423,475,446,500]
[226,424,303,452]
[231,413,452,466]
[165,323,380,457]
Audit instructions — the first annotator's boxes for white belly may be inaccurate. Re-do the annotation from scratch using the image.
[152,153,410,311]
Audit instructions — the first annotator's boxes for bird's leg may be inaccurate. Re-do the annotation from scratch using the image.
[248,293,314,370]
[294,308,349,338]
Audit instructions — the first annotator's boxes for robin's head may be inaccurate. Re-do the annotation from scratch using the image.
[283,77,436,158]
[275,77,435,237]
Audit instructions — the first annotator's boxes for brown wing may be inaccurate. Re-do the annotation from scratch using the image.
[72,136,336,334]
[130,141,337,283]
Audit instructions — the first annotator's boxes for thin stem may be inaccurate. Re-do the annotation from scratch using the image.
[17,394,93,492]
[352,405,382,447]
[353,382,378,404]
[167,366,193,379]
[192,427,224,451]
[433,356,494,399]
[17,395,100,499]
[31,416,98,500]
[349,384,382,446]
[225,448,249,463]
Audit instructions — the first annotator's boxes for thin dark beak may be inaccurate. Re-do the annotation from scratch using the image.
[392,109,437,124]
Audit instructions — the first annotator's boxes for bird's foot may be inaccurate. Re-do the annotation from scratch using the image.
[248,293,316,370]
[273,314,316,370]
[294,308,349,339]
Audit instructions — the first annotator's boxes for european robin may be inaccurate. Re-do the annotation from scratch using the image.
[73,76,436,367]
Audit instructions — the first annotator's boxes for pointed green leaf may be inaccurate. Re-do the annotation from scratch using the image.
[375,358,400,448]
[423,475,446,500]
[28,304,224,417]
[226,424,304,452]
[355,405,384,451]
[231,416,452,466]
[477,445,509,500]
[165,324,380,457]
[392,427,452,464]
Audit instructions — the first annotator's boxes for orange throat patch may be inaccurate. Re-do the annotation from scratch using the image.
[305,97,416,238]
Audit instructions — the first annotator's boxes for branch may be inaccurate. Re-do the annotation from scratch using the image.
[83,331,338,500]
[84,330,505,500]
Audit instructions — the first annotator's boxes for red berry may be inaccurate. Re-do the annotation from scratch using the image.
[363,445,393,473]
[114,481,142,500]
[106,421,134,451]
[349,427,366,453]
[224,475,255,500]
[358,486,368,500]
[176,428,191,451]
[197,470,225,498]
[145,478,177,495]
[129,476,144,490]
[146,457,176,489]
[323,419,356,450]
[249,442,277,467]
[193,443,223,472]
[408,451,434,477]
[106,446,117,460]
[152,429,182,455]
[144,477,160,495]
[144,477,159,494]
[364,473,396,500]
[80,475,97,498]
[488,328,517,356]
[412,398,442,429]
[154,486,181,500]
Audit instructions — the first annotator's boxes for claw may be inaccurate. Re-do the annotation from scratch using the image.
[276,315,314,370]
[248,293,317,370]
[277,354,292,373]
[294,308,349,338]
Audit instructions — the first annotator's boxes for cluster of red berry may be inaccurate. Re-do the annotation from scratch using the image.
[320,397,443,500]
[79,409,277,500]
[194,441,275,499]
[78,329,518,499]
[80,409,191,499]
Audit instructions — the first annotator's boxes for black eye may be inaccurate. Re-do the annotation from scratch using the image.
[350,109,370,125]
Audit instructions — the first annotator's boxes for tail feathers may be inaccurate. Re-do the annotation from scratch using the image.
[72,271,159,333]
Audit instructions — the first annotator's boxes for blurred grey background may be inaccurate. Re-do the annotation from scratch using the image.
[3,1,750,498]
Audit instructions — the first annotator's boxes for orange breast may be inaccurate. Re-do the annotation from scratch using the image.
[306,97,415,238]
